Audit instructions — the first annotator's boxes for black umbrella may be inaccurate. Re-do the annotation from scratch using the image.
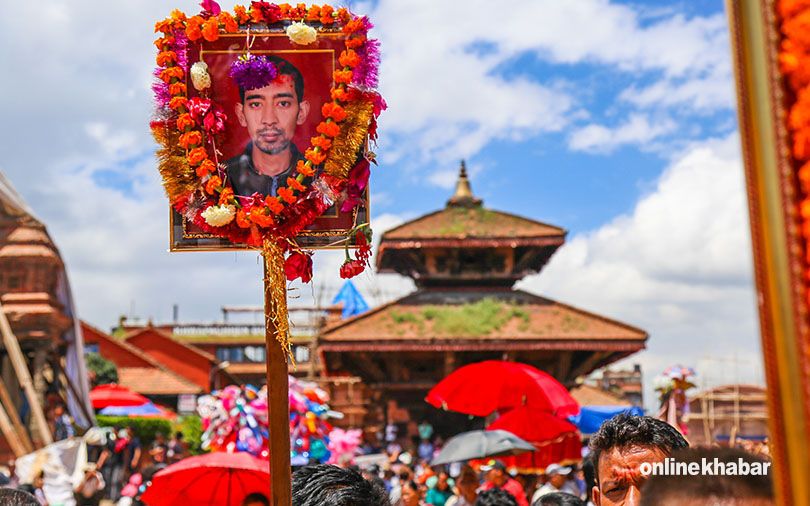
[431,429,536,466]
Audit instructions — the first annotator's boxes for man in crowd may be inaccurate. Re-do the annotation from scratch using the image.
[292,464,390,506]
[73,463,105,506]
[474,489,518,506]
[532,464,579,502]
[0,489,40,506]
[534,492,585,506]
[589,413,688,506]
[479,460,529,506]
[640,448,773,505]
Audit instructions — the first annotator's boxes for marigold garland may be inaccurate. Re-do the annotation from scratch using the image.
[778,1,810,301]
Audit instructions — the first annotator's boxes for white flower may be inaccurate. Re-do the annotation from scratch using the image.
[190,61,212,91]
[201,204,236,227]
[286,22,317,45]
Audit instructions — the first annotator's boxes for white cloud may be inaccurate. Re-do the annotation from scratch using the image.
[620,68,735,112]
[568,113,677,153]
[368,0,730,176]
[518,133,763,409]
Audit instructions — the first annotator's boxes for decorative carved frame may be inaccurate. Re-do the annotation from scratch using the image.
[728,1,810,504]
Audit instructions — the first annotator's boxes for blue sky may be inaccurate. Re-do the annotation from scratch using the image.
[0,0,761,410]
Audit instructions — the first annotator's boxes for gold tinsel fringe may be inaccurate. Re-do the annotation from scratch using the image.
[152,127,198,201]
[263,239,293,362]
[324,101,375,179]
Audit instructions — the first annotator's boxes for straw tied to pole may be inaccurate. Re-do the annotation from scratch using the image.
[151,2,384,504]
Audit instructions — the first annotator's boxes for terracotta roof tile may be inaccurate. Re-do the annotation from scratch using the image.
[118,367,202,395]
[381,206,565,241]
[570,384,633,407]
[320,289,647,345]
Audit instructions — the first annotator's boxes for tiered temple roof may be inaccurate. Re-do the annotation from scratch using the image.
[320,163,647,403]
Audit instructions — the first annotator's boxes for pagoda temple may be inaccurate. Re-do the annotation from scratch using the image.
[318,162,648,432]
[0,170,93,458]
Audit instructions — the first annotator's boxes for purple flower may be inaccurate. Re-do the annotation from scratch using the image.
[153,30,189,109]
[229,55,278,91]
[352,38,380,89]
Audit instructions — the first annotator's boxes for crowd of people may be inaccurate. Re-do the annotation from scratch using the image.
[0,413,775,506]
[333,413,774,506]
[0,424,188,506]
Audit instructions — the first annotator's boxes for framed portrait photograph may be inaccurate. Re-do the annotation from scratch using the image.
[168,26,368,251]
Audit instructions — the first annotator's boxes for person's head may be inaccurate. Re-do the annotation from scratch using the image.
[175,431,183,440]
[436,471,450,491]
[640,448,773,506]
[545,463,571,489]
[456,466,479,500]
[292,464,391,506]
[534,492,586,506]
[0,489,41,506]
[400,480,421,506]
[126,424,136,437]
[474,488,519,506]
[398,466,413,482]
[589,414,688,506]
[155,431,165,442]
[53,403,65,416]
[151,446,166,463]
[235,56,310,158]
[241,492,269,506]
[480,460,507,486]
[33,471,44,489]
[581,456,596,499]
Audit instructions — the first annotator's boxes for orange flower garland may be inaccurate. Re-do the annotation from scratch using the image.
[778,1,810,301]
[153,3,382,237]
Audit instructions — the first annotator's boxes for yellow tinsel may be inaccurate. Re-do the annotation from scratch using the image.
[263,239,293,362]
[152,126,198,201]
[323,101,374,179]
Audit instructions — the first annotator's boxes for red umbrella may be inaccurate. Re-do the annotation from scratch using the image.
[488,406,582,473]
[140,451,270,506]
[89,384,150,409]
[426,361,579,418]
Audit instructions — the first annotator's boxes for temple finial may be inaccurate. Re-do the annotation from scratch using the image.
[447,160,481,207]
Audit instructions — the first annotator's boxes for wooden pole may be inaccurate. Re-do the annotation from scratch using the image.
[52,353,94,426]
[263,246,292,506]
[0,399,26,457]
[0,378,34,453]
[0,301,53,446]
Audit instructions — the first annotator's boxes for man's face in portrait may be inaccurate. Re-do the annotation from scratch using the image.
[594,445,666,506]
[235,74,310,156]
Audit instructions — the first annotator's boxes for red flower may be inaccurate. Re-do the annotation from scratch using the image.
[340,159,370,212]
[340,259,365,279]
[251,1,282,23]
[284,251,313,283]
[188,98,227,136]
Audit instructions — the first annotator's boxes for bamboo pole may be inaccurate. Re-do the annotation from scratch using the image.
[0,301,53,446]
[263,242,292,506]
[0,379,33,453]
[0,399,26,457]
[52,353,94,426]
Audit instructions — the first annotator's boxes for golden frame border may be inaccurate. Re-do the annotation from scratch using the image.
[728,1,810,504]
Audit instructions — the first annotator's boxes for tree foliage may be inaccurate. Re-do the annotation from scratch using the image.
[86,352,118,385]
